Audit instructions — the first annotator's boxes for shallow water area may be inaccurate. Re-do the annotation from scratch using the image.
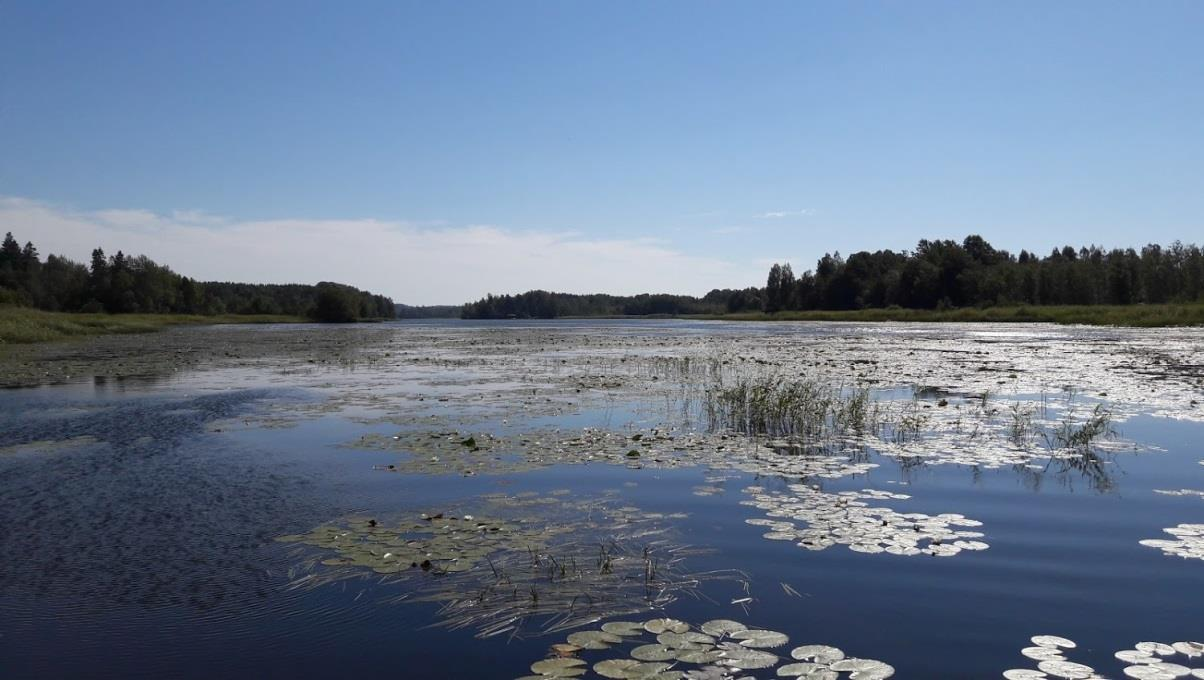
[1,319,1202,679]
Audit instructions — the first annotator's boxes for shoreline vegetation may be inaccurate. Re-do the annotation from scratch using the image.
[4,302,1202,350]
[460,235,1204,323]
[0,307,305,346]
[0,232,395,324]
[5,232,1203,343]
[687,303,1204,327]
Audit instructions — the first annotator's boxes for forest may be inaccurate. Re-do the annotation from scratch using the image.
[461,236,1204,318]
[459,289,763,319]
[395,303,460,319]
[760,236,1204,312]
[0,232,395,322]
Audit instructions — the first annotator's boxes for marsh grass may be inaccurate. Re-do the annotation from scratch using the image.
[692,302,1204,327]
[1007,402,1038,446]
[703,375,893,447]
[1045,404,1115,451]
[0,306,303,346]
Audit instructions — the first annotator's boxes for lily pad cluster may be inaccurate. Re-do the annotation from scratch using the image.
[1114,640,1204,679]
[1003,635,1204,679]
[282,496,736,639]
[277,513,559,575]
[1139,524,1204,561]
[741,485,988,557]
[349,424,882,482]
[417,524,734,639]
[1003,634,1100,679]
[517,618,893,679]
[1153,489,1204,500]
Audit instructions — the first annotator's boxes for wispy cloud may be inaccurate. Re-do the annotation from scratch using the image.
[1,196,764,305]
[757,209,812,219]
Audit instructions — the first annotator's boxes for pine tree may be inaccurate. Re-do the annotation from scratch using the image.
[20,242,39,270]
[1,232,19,264]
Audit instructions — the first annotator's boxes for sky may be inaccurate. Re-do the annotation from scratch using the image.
[2,1,1202,304]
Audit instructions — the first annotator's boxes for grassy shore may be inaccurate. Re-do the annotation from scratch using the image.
[0,307,305,346]
[691,303,1204,327]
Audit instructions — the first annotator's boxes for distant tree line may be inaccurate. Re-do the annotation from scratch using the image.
[0,232,395,322]
[460,289,763,319]
[763,236,1204,312]
[395,303,460,319]
[461,236,1204,319]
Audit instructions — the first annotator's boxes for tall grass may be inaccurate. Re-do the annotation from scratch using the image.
[0,306,303,346]
[704,376,884,441]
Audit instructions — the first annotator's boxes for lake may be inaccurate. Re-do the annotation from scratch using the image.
[1,319,1202,679]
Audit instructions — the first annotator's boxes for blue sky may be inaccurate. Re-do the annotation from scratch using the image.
[2,1,1202,303]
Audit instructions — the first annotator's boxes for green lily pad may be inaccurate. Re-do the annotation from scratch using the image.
[731,629,789,649]
[566,630,623,650]
[700,619,748,637]
[631,644,678,662]
[644,618,689,635]
[594,659,642,679]
[602,621,648,637]
[530,657,587,677]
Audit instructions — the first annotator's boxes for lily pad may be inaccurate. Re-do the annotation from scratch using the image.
[644,618,690,635]
[630,644,678,662]
[1032,635,1077,650]
[530,657,587,677]
[594,659,642,679]
[602,621,648,637]
[700,619,749,637]
[731,629,789,649]
[566,630,623,650]
[716,643,779,670]
[1035,660,1094,679]
[791,645,845,664]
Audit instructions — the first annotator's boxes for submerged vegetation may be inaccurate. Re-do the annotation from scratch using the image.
[281,498,742,639]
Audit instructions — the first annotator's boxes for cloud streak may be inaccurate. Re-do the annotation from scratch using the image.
[3,197,762,305]
[758,209,812,219]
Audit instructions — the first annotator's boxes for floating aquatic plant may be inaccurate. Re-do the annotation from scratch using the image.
[741,484,988,557]
[1154,489,1204,500]
[1139,524,1204,561]
[517,618,893,679]
[282,497,744,639]
[277,512,556,576]
[421,535,740,639]
[1004,634,1204,679]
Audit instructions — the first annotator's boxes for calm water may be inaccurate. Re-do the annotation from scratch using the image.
[1,320,1202,679]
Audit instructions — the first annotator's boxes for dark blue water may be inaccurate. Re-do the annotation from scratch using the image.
[1,324,1202,679]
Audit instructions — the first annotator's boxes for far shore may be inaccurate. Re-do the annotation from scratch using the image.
[683,303,1204,327]
[4,302,1203,349]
